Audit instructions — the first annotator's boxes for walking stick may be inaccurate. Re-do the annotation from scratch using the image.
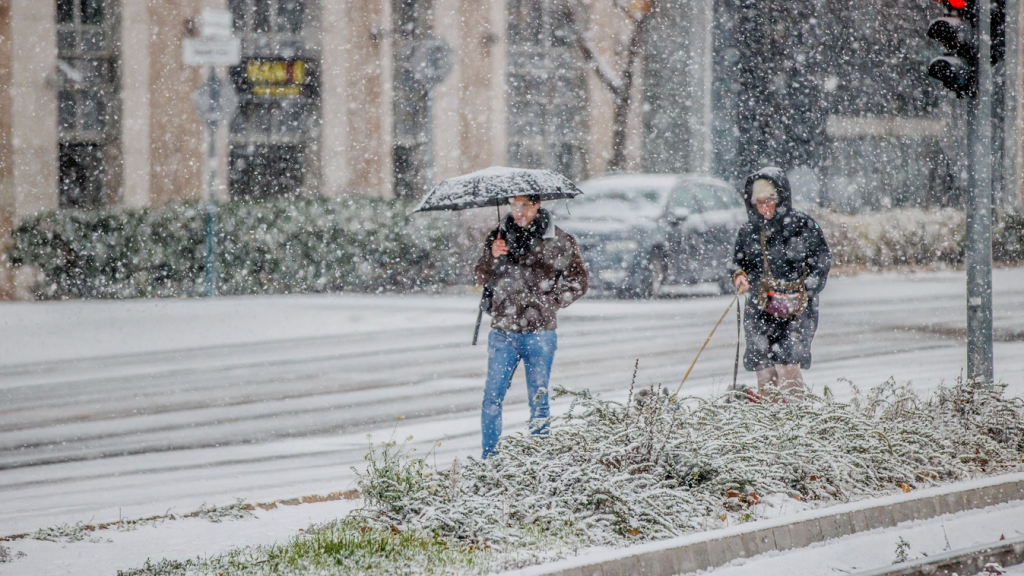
[733,297,743,388]
[672,293,739,399]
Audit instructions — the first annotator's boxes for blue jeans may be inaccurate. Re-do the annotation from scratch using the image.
[481,329,558,459]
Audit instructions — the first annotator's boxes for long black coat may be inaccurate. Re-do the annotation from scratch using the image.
[732,167,832,370]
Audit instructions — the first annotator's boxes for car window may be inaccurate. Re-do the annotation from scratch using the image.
[671,185,701,213]
[717,185,744,209]
[693,184,730,212]
[562,180,670,219]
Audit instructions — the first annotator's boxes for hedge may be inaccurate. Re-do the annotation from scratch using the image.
[8,196,468,299]
[9,200,1024,300]
[814,207,1024,269]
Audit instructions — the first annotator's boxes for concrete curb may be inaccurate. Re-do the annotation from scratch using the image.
[508,472,1024,576]
[853,535,1024,576]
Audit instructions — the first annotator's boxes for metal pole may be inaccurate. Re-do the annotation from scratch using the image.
[204,68,218,298]
[205,120,218,297]
[1003,0,1021,206]
[967,0,995,384]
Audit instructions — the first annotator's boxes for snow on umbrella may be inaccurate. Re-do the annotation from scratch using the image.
[413,166,583,213]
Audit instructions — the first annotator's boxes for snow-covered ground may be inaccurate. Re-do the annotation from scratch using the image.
[2,268,1024,573]
[1,498,361,575]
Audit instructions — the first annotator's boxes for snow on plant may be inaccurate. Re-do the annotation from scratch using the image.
[191,499,254,523]
[893,536,912,564]
[815,208,965,269]
[7,196,467,299]
[116,517,500,576]
[30,521,105,544]
[116,377,1024,575]
[356,377,1024,553]
[814,206,1024,269]
[0,544,26,563]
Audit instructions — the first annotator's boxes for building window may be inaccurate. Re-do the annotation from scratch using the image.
[226,1,319,197]
[55,0,117,209]
[59,143,104,209]
[80,0,104,25]
[229,144,305,198]
[506,0,589,180]
[230,0,305,35]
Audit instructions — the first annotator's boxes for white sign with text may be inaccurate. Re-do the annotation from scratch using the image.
[183,37,241,66]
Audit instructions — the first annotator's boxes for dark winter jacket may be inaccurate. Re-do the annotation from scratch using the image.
[475,212,588,332]
[732,167,831,312]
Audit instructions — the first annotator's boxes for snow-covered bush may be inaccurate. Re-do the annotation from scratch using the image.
[116,378,1024,575]
[815,207,1024,270]
[8,196,467,299]
[993,208,1024,264]
[356,378,1024,555]
[12,202,1024,300]
[815,208,965,269]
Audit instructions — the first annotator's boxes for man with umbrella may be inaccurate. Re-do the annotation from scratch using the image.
[475,193,588,459]
[415,167,589,459]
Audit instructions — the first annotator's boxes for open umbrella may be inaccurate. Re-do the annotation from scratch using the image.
[414,166,584,345]
[413,166,583,214]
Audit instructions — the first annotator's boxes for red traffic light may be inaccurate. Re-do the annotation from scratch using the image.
[934,0,968,9]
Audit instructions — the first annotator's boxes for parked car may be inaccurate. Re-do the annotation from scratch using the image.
[554,173,746,298]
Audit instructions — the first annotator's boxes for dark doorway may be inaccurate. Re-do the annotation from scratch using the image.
[229,144,305,197]
[59,142,105,209]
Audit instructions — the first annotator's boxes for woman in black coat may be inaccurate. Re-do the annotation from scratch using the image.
[731,167,831,400]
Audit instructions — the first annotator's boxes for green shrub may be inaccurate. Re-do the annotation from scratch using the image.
[8,196,468,299]
[117,517,495,576]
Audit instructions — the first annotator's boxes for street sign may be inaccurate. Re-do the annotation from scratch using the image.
[194,72,239,127]
[183,37,242,66]
[201,8,234,38]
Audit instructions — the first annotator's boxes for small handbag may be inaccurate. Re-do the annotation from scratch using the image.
[756,228,808,319]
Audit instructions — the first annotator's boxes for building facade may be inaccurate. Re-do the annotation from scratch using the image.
[0,0,720,298]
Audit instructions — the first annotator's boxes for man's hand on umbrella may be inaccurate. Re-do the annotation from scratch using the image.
[491,238,508,258]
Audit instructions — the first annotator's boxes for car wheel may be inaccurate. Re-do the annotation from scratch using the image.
[639,251,666,299]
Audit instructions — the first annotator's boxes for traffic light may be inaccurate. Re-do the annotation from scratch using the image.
[927,0,977,98]
[925,0,1006,98]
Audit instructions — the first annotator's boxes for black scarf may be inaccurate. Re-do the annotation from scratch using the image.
[502,209,550,264]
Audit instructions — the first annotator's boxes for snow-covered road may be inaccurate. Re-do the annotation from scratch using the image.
[2,269,1024,538]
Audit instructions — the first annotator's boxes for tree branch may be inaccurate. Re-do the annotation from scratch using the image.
[564,4,626,96]
[576,36,626,96]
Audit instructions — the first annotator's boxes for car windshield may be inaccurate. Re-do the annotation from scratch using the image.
[559,180,669,220]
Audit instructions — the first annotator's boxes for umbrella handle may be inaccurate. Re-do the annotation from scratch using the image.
[472,289,490,345]
[472,306,484,346]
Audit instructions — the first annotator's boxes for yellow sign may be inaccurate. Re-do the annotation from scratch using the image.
[253,85,303,97]
[246,59,308,96]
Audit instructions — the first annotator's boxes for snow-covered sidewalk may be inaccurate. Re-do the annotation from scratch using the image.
[1,498,361,575]
[689,499,1024,576]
